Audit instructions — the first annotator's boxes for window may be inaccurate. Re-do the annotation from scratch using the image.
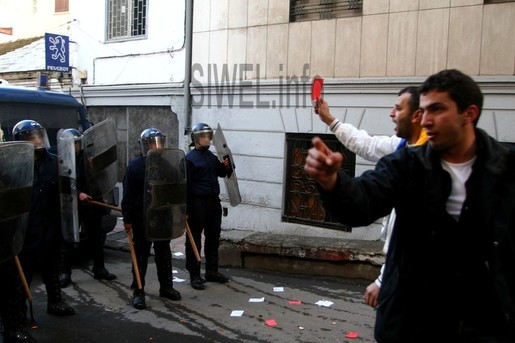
[55,0,69,13]
[290,0,362,22]
[107,0,147,40]
[283,133,355,231]
[484,0,515,3]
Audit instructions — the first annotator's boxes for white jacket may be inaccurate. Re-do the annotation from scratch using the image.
[329,119,402,162]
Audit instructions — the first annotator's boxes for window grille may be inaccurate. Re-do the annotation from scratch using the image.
[283,133,355,231]
[108,0,147,40]
[290,0,362,22]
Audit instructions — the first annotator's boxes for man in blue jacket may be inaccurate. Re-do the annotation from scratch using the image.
[305,69,515,342]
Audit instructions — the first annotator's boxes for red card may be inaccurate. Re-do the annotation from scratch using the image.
[289,300,302,305]
[311,77,324,102]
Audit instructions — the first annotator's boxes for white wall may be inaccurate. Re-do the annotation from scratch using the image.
[70,0,186,85]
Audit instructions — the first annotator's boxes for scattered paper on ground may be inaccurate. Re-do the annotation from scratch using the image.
[249,297,265,303]
[230,310,244,317]
[172,252,184,257]
[273,287,284,292]
[315,299,334,307]
[289,300,302,305]
[173,277,185,282]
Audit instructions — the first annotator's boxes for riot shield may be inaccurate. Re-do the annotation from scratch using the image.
[82,119,118,198]
[144,148,187,241]
[212,124,241,207]
[0,142,34,263]
[57,129,80,243]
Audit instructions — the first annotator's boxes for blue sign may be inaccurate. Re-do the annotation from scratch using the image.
[45,33,69,72]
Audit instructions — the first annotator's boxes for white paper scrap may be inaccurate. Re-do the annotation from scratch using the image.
[173,277,185,283]
[230,310,244,317]
[315,300,334,307]
[173,252,184,257]
[249,297,265,303]
[273,287,284,292]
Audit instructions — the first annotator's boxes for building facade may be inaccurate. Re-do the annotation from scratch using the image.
[1,0,515,240]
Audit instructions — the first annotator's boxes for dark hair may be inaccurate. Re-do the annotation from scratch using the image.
[398,86,420,113]
[419,69,483,125]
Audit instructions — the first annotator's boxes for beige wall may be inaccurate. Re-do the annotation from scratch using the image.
[192,0,515,81]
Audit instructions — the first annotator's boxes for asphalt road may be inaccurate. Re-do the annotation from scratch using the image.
[18,248,376,343]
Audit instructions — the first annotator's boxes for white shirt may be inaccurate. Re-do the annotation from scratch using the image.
[441,157,476,221]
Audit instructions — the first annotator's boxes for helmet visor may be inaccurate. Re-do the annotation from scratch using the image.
[192,130,213,147]
[140,136,166,155]
[16,128,50,150]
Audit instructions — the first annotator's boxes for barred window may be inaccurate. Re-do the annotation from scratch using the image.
[290,0,362,22]
[55,0,68,13]
[107,0,147,40]
[283,133,355,231]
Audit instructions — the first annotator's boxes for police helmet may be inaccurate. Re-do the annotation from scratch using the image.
[12,120,50,150]
[63,128,82,140]
[139,128,166,156]
[191,123,213,149]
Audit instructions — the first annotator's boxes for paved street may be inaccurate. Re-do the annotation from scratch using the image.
[20,245,376,343]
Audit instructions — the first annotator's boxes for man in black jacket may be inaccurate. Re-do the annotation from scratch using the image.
[304,70,515,342]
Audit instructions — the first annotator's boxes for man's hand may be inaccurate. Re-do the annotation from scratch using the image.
[123,223,132,234]
[364,282,380,308]
[79,192,92,203]
[304,137,343,192]
[314,98,336,126]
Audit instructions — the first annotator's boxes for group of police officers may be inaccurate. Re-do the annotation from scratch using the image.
[1,120,232,342]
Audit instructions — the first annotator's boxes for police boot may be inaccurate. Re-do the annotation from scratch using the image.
[45,273,75,316]
[155,253,181,301]
[3,295,37,343]
[132,289,146,310]
[205,255,229,283]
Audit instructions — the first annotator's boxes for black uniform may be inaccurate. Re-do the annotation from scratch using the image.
[185,148,228,280]
[18,149,74,316]
[122,155,180,307]
[61,151,112,281]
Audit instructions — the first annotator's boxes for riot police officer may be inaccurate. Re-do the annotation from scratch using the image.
[121,128,181,310]
[59,129,116,288]
[12,120,75,316]
[0,141,37,342]
[185,123,231,290]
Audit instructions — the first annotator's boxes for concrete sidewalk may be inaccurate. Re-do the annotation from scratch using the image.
[106,217,384,281]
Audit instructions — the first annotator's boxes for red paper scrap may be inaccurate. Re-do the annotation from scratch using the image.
[289,300,302,305]
[345,332,360,339]
[265,319,277,327]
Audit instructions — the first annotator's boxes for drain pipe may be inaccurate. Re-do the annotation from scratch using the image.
[183,0,194,142]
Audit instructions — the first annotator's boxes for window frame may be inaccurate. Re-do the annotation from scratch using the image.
[106,0,148,42]
[55,0,69,13]
[282,132,355,231]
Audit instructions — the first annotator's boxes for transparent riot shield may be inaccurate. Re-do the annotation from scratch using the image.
[0,142,34,263]
[212,124,241,207]
[82,119,118,197]
[144,148,187,241]
[57,129,80,243]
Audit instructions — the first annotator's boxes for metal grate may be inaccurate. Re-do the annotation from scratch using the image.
[283,133,355,231]
[290,0,362,22]
[108,0,147,40]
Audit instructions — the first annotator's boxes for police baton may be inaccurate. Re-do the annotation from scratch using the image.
[89,200,142,290]
[14,256,36,326]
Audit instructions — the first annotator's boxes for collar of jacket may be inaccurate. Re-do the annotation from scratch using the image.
[414,128,510,175]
